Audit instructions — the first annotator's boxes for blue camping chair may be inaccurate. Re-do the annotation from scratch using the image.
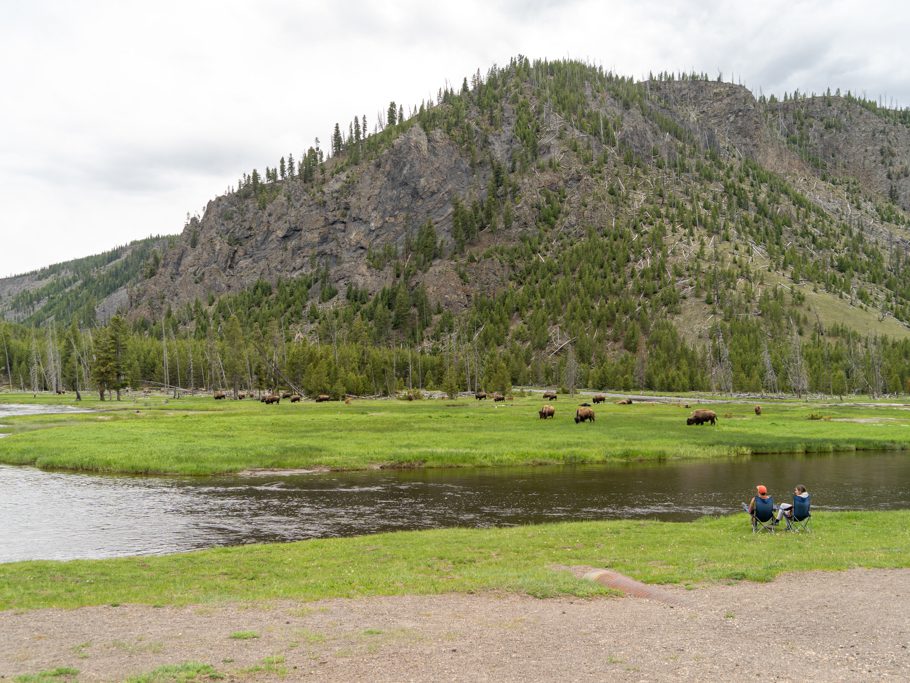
[751,496,776,533]
[786,494,811,532]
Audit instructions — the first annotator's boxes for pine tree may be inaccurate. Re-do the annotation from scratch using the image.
[387,101,397,127]
[332,123,343,156]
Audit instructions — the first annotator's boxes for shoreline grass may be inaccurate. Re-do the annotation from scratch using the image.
[2,393,910,475]
[0,511,907,611]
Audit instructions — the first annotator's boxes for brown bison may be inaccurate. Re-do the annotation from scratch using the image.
[214,392,226,400]
[493,392,505,402]
[262,394,281,405]
[543,391,558,400]
[281,392,292,399]
[616,398,633,405]
[754,405,762,416]
[475,392,487,400]
[575,407,595,424]
[315,394,332,403]
[344,397,352,405]
[539,405,555,419]
[290,395,301,403]
[687,409,717,426]
[592,394,606,404]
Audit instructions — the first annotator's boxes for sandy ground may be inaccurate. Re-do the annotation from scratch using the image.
[1,569,908,682]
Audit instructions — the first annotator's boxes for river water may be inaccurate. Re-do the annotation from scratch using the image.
[1,404,909,563]
[2,452,909,563]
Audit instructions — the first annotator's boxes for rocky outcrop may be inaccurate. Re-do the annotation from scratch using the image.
[134,125,481,317]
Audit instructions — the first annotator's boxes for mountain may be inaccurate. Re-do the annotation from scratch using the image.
[5,57,910,396]
[130,60,910,340]
[0,236,171,326]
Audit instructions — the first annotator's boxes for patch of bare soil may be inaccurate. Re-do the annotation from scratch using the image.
[1,569,908,682]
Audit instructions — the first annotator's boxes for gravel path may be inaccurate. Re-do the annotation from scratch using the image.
[1,569,908,681]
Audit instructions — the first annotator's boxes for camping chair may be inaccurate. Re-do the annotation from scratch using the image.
[751,496,776,533]
[786,494,811,532]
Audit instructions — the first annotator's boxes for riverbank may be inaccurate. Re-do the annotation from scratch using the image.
[2,393,910,475]
[3,569,908,682]
[2,511,907,611]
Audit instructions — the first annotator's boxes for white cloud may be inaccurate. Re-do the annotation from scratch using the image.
[1,0,908,277]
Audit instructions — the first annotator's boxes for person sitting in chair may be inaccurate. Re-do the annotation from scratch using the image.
[775,484,809,528]
[745,484,776,531]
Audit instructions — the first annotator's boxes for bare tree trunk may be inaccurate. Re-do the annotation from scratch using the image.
[172,332,181,398]
[1,327,11,391]
[161,320,169,396]
[188,344,195,394]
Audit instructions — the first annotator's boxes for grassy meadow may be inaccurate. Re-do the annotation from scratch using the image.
[0,511,907,610]
[2,391,910,475]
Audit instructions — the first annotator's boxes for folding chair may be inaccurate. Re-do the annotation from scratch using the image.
[751,496,776,533]
[786,494,811,532]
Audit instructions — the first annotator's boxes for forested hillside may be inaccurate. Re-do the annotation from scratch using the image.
[0,236,170,326]
[4,57,910,398]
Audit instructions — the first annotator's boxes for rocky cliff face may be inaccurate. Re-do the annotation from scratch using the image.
[135,125,483,317]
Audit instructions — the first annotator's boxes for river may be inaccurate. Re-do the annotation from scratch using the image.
[2,450,909,562]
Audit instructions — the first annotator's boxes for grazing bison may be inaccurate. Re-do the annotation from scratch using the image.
[475,392,487,400]
[754,405,762,416]
[214,392,226,400]
[592,394,606,404]
[290,395,301,403]
[315,394,332,403]
[687,409,717,426]
[575,407,595,423]
[281,392,292,399]
[493,392,505,402]
[539,404,555,419]
[616,398,633,405]
[262,394,281,405]
[543,391,558,400]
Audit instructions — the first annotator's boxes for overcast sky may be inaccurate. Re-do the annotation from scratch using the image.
[1,0,907,277]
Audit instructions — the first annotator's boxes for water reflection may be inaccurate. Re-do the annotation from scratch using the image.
[1,451,908,562]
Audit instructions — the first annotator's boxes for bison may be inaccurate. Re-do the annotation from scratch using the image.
[290,395,301,403]
[592,394,606,404]
[687,409,717,426]
[575,407,595,424]
[616,398,633,405]
[214,392,226,400]
[475,392,487,400]
[315,394,332,403]
[754,405,762,416]
[539,404,555,419]
[262,394,281,405]
[493,392,505,402]
[543,391,558,400]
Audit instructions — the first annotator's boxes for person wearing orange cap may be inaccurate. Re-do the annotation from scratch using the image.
[747,484,771,516]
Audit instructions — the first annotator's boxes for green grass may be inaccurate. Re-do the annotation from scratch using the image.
[228,630,259,640]
[125,662,223,682]
[0,512,907,611]
[2,393,910,475]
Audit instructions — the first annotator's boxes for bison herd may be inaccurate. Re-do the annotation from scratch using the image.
[210,386,759,428]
